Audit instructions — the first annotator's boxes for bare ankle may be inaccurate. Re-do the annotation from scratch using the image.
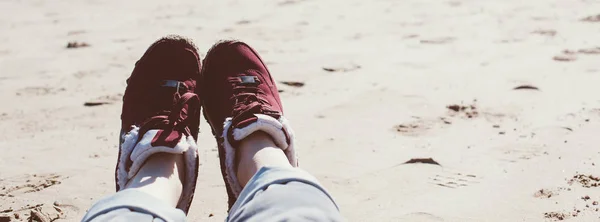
[124,153,185,206]
[236,132,292,187]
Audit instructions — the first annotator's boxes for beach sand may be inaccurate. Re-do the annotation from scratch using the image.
[1,0,600,221]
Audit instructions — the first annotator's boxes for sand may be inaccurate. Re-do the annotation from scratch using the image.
[1,0,600,221]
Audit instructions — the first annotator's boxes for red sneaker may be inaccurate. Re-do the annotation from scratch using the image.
[200,41,298,209]
[116,35,201,213]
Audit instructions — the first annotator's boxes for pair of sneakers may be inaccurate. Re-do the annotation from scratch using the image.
[116,36,298,213]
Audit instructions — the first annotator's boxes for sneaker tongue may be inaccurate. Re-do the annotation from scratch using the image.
[141,87,180,117]
[233,115,259,129]
[231,101,262,128]
[135,92,200,145]
[137,116,183,147]
[150,128,184,148]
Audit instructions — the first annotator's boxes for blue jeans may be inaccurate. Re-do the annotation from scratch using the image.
[82,167,342,222]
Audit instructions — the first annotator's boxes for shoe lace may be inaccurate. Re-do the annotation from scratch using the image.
[139,86,200,136]
[228,76,273,122]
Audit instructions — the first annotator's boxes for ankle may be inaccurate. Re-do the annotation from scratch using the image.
[125,153,185,206]
[236,132,292,187]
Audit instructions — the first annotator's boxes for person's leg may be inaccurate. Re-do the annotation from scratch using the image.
[82,154,187,222]
[82,35,203,222]
[227,132,342,222]
[124,153,185,206]
[236,132,293,186]
[200,40,342,221]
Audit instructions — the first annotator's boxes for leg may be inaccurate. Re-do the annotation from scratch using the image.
[227,132,342,222]
[82,154,187,222]
[124,153,185,206]
[83,36,203,221]
[200,41,342,221]
[236,132,293,187]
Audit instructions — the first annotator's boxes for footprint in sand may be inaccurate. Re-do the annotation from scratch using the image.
[430,170,479,189]
[553,50,578,62]
[497,143,546,163]
[553,47,600,62]
[236,20,251,25]
[531,29,557,37]
[1,174,64,197]
[393,119,432,136]
[420,37,455,44]
[0,174,73,221]
[577,47,600,55]
[539,174,600,221]
[568,174,600,188]
[532,187,572,199]
[446,103,479,119]
[2,202,73,222]
[544,211,572,221]
[394,102,490,136]
[393,116,454,137]
[534,188,557,198]
[15,87,66,96]
[73,69,105,79]
[581,14,600,22]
